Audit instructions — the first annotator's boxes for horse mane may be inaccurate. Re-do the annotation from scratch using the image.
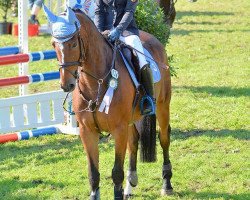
[74,10,114,77]
[74,10,107,48]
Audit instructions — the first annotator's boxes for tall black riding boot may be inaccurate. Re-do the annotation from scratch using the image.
[140,64,155,115]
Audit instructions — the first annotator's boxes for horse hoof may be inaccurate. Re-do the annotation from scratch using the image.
[124,194,133,199]
[161,188,173,196]
[90,187,100,200]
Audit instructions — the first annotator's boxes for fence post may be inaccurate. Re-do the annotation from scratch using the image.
[18,0,29,96]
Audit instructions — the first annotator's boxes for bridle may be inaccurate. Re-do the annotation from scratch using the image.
[53,22,86,79]
[53,21,117,114]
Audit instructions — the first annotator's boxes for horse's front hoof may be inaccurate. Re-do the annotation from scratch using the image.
[114,186,124,200]
[124,194,133,199]
[90,187,100,200]
[161,188,174,196]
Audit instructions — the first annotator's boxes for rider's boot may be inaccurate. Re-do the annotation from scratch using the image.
[140,64,155,115]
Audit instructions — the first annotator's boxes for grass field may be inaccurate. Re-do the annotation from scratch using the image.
[0,0,249,199]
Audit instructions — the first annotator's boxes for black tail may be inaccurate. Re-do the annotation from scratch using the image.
[136,114,157,162]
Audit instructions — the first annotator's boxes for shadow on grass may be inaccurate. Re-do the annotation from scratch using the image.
[141,190,250,199]
[0,135,115,171]
[176,190,250,200]
[175,11,234,20]
[1,128,247,165]
[171,28,250,35]
[0,178,64,200]
[172,129,249,141]
[139,191,249,200]
[173,85,250,97]
[0,136,82,170]
[176,21,225,25]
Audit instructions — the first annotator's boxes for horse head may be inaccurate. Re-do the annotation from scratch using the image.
[44,5,85,92]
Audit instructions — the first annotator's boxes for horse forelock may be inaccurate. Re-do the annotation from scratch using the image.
[75,11,111,60]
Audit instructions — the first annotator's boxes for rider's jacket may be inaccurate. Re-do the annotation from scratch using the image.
[94,0,139,36]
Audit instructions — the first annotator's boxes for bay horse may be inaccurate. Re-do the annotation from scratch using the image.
[157,0,176,27]
[46,7,172,200]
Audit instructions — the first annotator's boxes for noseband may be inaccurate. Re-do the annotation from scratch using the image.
[53,22,86,79]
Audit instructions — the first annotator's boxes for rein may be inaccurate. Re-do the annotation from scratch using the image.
[62,37,118,114]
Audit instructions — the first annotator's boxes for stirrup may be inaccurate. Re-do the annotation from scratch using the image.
[140,95,155,116]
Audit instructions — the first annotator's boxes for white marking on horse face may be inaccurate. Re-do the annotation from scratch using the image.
[58,43,65,64]
[58,43,66,77]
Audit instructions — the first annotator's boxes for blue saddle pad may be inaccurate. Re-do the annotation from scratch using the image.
[143,48,161,83]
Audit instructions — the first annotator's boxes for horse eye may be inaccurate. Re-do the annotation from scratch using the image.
[72,42,78,48]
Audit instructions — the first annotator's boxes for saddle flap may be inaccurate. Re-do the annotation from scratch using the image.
[143,48,161,83]
[121,46,161,84]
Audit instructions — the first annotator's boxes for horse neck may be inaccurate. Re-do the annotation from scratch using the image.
[84,33,112,78]
[78,15,113,90]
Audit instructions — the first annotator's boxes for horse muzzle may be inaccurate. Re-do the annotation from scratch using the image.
[60,79,76,92]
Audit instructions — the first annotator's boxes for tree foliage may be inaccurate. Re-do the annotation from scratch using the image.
[0,0,16,22]
[135,0,170,45]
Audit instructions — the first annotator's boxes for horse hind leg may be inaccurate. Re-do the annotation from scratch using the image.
[124,125,139,199]
[156,101,173,195]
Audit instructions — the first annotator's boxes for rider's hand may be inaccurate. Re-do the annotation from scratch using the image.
[108,28,121,42]
[101,30,110,39]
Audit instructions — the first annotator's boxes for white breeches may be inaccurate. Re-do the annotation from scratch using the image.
[120,35,148,69]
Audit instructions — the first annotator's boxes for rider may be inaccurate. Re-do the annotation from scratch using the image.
[94,0,155,115]
[64,0,95,21]
[28,0,44,25]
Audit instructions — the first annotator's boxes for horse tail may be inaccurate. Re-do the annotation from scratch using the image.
[136,114,157,162]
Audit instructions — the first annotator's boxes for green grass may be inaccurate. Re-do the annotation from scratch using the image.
[0,0,249,199]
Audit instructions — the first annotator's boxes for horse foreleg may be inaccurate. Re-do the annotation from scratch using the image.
[79,126,100,200]
[112,126,128,200]
[124,125,139,199]
[157,101,173,195]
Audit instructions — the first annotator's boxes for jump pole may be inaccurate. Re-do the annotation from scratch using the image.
[0,50,56,66]
[0,71,60,87]
[0,46,20,56]
[0,127,60,144]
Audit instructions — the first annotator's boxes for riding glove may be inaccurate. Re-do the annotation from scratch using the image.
[108,28,121,42]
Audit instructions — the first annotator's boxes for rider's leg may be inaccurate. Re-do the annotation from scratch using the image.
[120,35,155,114]
[120,35,148,68]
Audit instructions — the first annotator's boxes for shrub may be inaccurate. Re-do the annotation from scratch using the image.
[135,0,176,76]
[135,0,170,45]
[0,0,17,22]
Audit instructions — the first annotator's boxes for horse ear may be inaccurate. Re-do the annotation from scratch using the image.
[43,4,57,23]
[65,6,78,24]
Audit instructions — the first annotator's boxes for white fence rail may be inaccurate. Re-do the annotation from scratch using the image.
[0,91,66,133]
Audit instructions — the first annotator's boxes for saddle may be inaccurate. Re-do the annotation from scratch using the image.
[119,44,160,116]
[122,45,141,84]
[101,32,161,115]
[119,42,161,84]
